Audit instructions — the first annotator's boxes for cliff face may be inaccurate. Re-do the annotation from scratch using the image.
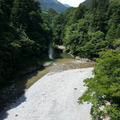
[39,0,67,12]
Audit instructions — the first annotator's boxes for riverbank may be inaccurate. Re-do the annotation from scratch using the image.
[0,59,54,112]
[0,67,94,120]
[54,45,93,62]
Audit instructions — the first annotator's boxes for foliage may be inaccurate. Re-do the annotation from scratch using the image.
[105,0,120,48]
[52,13,65,45]
[63,20,108,58]
[52,0,120,58]
[42,8,58,24]
[0,0,52,86]
[78,50,120,119]
[73,4,88,23]
[63,19,89,54]
[79,31,108,57]
[63,7,76,25]
[113,38,120,50]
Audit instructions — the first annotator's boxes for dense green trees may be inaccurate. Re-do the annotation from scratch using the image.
[73,4,88,22]
[79,50,120,119]
[53,0,120,58]
[106,0,120,48]
[42,8,58,24]
[51,7,76,45]
[52,13,65,45]
[63,19,89,55]
[0,0,52,86]
[63,20,108,58]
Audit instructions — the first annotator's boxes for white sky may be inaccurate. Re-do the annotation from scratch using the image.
[57,0,85,7]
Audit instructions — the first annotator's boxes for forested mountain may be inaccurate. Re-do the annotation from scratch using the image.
[64,4,71,8]
[0,0,52,86]
[82,0,92,5]
[39,0,67,12]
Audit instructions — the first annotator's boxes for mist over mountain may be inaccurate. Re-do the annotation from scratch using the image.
[39,0,68,12]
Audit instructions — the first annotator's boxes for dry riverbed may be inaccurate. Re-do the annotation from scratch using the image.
[0,60,94,120]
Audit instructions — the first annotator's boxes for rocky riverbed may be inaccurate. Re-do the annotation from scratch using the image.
[0,64,94,120]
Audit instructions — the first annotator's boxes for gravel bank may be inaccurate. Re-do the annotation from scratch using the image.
[0,67,93,120]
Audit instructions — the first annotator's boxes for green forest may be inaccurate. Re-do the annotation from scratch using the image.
[0,0,52,86]
[1,0,120,119]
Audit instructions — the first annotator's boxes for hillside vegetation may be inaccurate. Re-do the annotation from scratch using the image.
[0,0,52,87]
[52,0,120,58]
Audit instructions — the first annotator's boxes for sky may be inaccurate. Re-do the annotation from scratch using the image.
[57,0,85,7]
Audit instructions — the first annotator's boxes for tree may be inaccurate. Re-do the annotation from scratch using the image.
[80,31,108,57]
[0,0,52,85]
[63,7,76,25]
[11,0,29,29]
[113,38,120,50]
[90,0,109,33]
[105,0,120,47]
[42,8,58,24]
[63,19,89,55]
[73,4,88,22]
[78,50,120,119]
[0,0,21,84]
[52,13,65,45]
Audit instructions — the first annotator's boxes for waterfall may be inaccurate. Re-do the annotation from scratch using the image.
[48,47,54,60]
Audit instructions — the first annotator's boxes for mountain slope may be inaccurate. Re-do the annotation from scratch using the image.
[64,4,71,8]
[82,0,92,5]
[39,0,68,12]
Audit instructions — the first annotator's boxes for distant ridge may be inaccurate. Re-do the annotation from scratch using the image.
[82,0,92,5]
[39,0,68,12]
[64,4,71,8]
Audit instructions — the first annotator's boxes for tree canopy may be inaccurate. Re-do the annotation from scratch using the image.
[78,50,120,119]
[0,0,52,86]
